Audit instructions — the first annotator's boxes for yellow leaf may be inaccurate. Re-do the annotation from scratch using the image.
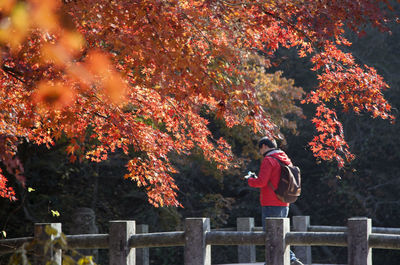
[50,209,60,217]
[45,225,59,236]
[11,3,29,32]
[1,230,6,238]
[62,255,76,265]
[60,31,86,53]
[28,187,35,192]
[78,256,94,265]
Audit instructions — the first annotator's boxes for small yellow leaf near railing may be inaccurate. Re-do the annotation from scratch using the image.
[50,210,60,218]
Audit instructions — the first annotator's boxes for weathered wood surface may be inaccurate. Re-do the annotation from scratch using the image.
[237,217,256,263]
[265,218,290,265]
[66,234,108,249]
[214,263,265,265]
[136,224,149,265]
[347,218,372,265]
[130,231,185,247]
[213,262,347,265]
[34,223,62,265]
[184,218,211,265]
[286,232,347,246]
[1,216,400,265]
[309,225,400,234]
[369,233,400,249]
[0,237,33,254]
[206,231,264,245]
[293,216,312,265]
[109,220,136,265]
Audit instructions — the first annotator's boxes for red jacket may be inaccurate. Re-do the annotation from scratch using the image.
[247,149,291,206]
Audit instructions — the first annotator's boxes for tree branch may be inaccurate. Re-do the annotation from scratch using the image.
[1,65,26,83]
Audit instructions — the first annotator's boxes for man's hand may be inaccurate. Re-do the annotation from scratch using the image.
[244,171,257,179]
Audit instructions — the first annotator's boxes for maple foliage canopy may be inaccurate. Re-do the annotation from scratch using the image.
[0,0,396,206]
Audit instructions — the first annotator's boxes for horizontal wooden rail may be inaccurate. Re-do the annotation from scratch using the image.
[212,228,236,232]
[66,234,109,249]
[308,225,346,233]
[257,225,400,234]
[1,227,400,253]
[0,237,33,255]
[372,227,400,234]
[369,233,400,249]
[129,231,185,248]
[252,226,263,232]
[206,231,264,246]
[309,225,400,235]
[0,235,110,255]
[286,232,347,247]
[1,217,400,265]
[206,231,349,247]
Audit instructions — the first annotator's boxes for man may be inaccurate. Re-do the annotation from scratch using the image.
[247,136,303,265]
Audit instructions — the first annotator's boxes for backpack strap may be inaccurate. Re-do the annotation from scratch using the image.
[267,156,284,191]
[267,181,275,190]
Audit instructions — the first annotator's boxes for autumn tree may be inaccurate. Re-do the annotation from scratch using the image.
[0,0,396,206]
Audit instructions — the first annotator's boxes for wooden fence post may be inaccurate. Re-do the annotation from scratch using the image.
[293,216,312,264]
[237,217,256,263]
[265,217,290,265]
[136,224,149,265]
[347,217,372,265]
[184,218,211,265]
[109,220,136,265]
[34,223,62,265]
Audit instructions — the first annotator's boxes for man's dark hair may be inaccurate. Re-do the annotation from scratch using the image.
[258,137,277,149]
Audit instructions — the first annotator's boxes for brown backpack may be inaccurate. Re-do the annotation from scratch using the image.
[268,156,301,203]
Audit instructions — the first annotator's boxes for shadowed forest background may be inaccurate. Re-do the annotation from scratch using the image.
[1,8,400,265]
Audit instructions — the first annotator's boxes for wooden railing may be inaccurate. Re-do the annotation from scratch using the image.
[0,216,400,265]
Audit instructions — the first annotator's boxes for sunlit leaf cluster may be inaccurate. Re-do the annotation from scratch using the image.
[0,0,395,205]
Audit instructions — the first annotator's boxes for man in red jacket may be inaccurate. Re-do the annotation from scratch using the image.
[247,137,303,265]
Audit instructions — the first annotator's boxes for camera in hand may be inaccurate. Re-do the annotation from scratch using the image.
[244,171,257,179]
